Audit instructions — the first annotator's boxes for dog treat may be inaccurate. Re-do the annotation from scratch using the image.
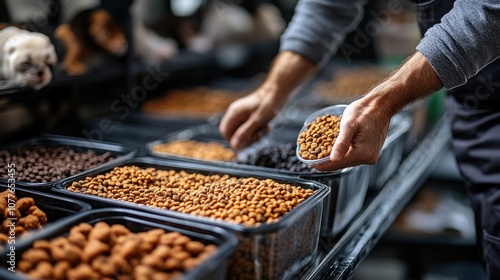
[142,88,244,116]
[19,222,217,280]
[298,114,341,160]
[238,142,318,173]
[0,145,115,183]
[316,67,387,101]
[152,140,236,161]
[68,166,314,226]
[0,191,48,246]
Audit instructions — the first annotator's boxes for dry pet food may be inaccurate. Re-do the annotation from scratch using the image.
[298,114,341,160]
[238,142,317,173]
[0,145,115,183]
[67,166,314,226]
[0,190,47,246]
[316,67,387,101]
[142,87,244,116]
[18,222,217,280]
[152,140,236,162]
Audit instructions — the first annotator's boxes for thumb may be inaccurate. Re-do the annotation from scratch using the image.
[330,118,357,162]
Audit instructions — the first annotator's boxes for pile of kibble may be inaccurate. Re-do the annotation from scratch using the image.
[298,114,341,161]
[238,142,317,173]
[0,190,47,245]
[18,222,217,280]
[142,88,244,116]
[0,145,115,183]
[315,67,388,101]
[151,140,236,162]
[67,166,314,226]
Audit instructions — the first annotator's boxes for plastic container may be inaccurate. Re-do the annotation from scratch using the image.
[0,134,136,189]
[0,208,237,280]
[369,114,412,190]
[52,157,330,280]
[0,185,91,248]
[146,123,370,238]
[296,105,347,165]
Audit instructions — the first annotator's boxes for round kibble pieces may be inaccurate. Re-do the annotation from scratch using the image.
[0,145,115,183]
[298,114,341,160]
[18,222,218,280]
[68,166,315,226]
[152,140,236,161]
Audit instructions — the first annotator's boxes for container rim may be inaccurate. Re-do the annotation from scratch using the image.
[0,133,136,189]
[0,208,238,280]
[53,157,330,235]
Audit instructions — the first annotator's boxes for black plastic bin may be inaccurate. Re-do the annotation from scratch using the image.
[0,134,135,189]
[52,157,330,280]
[0,208,237,280]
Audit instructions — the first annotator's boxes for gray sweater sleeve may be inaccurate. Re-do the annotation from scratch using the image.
[280,0,367,67]
[416,0,500,89]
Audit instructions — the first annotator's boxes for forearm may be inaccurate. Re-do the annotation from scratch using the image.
[363,51,443,117]
[257,51,317,106]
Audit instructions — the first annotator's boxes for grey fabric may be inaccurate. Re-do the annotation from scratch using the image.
[415,0,500,89]
[279,0,366,67]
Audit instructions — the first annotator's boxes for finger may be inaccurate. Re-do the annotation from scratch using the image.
[231,114,267,149]
[330,117,358,162]
[313,146,359,171]
[219,107,249,143]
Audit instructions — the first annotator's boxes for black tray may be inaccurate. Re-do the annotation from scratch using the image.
[52,157,330,280]
[0,134,135,189]
[0,208,237,280]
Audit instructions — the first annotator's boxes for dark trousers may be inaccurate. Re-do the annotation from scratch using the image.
[412,1,500,278]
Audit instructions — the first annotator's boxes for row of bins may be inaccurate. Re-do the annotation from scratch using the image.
[0,111,410,279]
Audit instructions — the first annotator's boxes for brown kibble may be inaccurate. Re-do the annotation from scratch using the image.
[164,258,181,270]
[53,261,71,280]
[111,224,131,236]
[66,263,100,280]
[28,261,53,279]
[298,114,341,160]
[82,239,110,263]
[32,240,51,252]
[185,241,205,256]
[22,248,51,263]
[68,232,87,248]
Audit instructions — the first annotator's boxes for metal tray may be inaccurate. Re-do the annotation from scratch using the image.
[0,134,136,189]
[0,208,237,280]
[52,157,330,280]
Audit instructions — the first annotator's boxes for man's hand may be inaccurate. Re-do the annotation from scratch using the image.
[313,51,443,171]
[219,51,317,149]
[313,98,391,170]
[220,89,279,150]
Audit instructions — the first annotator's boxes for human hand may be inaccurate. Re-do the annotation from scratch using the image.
[312,98,392,171]
[219,88,284,150]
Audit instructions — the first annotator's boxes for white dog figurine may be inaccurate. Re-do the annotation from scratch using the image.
[0,27,57,90]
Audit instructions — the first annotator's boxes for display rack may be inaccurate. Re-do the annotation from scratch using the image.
[300,116,451,279]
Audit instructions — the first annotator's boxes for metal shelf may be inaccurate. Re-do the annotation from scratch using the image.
[300,116,451,280]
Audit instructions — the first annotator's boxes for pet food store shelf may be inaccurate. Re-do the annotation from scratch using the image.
[300,116,451,280]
